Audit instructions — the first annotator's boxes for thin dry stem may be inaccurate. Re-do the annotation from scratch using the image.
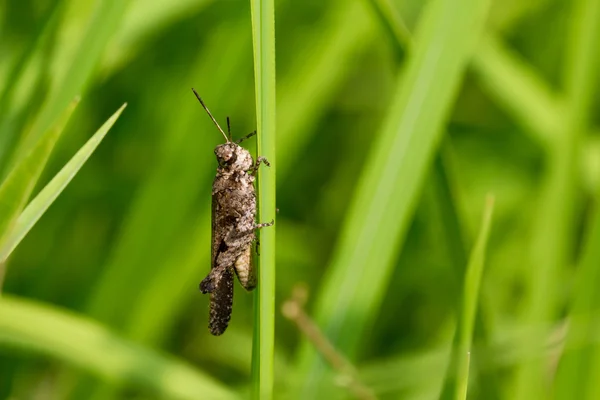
[282,284,377,400]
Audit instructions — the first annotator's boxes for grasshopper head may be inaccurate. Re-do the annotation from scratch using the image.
[215,143,253,171]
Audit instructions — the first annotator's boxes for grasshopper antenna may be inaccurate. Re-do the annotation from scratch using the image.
[191,88,229,142]
[226,116,232,141]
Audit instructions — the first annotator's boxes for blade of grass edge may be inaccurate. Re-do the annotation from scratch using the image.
[249,0,277,399]
[454,195,495,400]
[0,295,238,400]
[0,98,80,260]
[0,103,127,263]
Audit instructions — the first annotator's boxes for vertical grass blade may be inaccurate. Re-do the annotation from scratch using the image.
[294,0,490,395]
[553,183,600,399]
[0,295,239,400]
[249,0,277,399]
[0,103,127,263]
[512,0,600,398]
[580,198,600,400]
[0,98,79,256]
[454,196,495,400]
[550,0,600,397]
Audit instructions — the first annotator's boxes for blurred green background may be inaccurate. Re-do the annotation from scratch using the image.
[1,0,600,399]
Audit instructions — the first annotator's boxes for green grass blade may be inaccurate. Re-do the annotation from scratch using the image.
[277,0,375,178]
[365,0,562,151]
[0,98,79,257]
[454,196,495,400]
[0,1,63,176]
[103,0,212,70]
[512,0,600,398]
[18,2,129,154]
[0,103,126,263]
[249,0,277,398]
[472,35,564,149]
[361,8,502,397]
[553,182,600,399]
[0,295,238,400]
[294,0,490,395]
[580,203,600,400]
[363,0,412,56]
[549,0,600,397]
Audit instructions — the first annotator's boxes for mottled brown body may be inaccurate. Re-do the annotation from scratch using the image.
[192,89,272,336]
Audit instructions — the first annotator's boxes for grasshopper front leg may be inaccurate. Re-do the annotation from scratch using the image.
[247,156,270,175]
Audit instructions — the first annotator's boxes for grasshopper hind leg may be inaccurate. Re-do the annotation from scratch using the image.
[209,267,234,336]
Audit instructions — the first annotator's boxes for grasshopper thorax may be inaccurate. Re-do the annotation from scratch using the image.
[215,142,253,172]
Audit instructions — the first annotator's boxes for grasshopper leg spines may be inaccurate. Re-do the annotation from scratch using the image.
[247,156,270,175]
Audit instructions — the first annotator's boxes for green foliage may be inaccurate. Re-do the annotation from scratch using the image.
[0,98,79,255]
[0,295,238,400]
[1,0,599,399]
[0,103,126,263]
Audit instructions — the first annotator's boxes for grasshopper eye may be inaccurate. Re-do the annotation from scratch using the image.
[216,149,237,167]
[215,145,236,166]
[223,152,237,165]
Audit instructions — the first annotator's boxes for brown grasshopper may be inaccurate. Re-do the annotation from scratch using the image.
[192,89,273,335]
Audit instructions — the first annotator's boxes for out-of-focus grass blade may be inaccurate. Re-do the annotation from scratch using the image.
[363,0,412,56]
[362,8,502,397]
[454,196,495,400]
[580,202,600,400]
[277,0,375,178]
[364,0,562,156]
[294,0,490,395]
[103,0,212,71]
[0,103,126,263]
[552,0,600,396]
[0,98,79,257]
[512,0,600,398]
[0,1,63,176]
[554,190,600,399]
[472,35,563,149]
[0,295,239,400]
[17,2,129,156]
